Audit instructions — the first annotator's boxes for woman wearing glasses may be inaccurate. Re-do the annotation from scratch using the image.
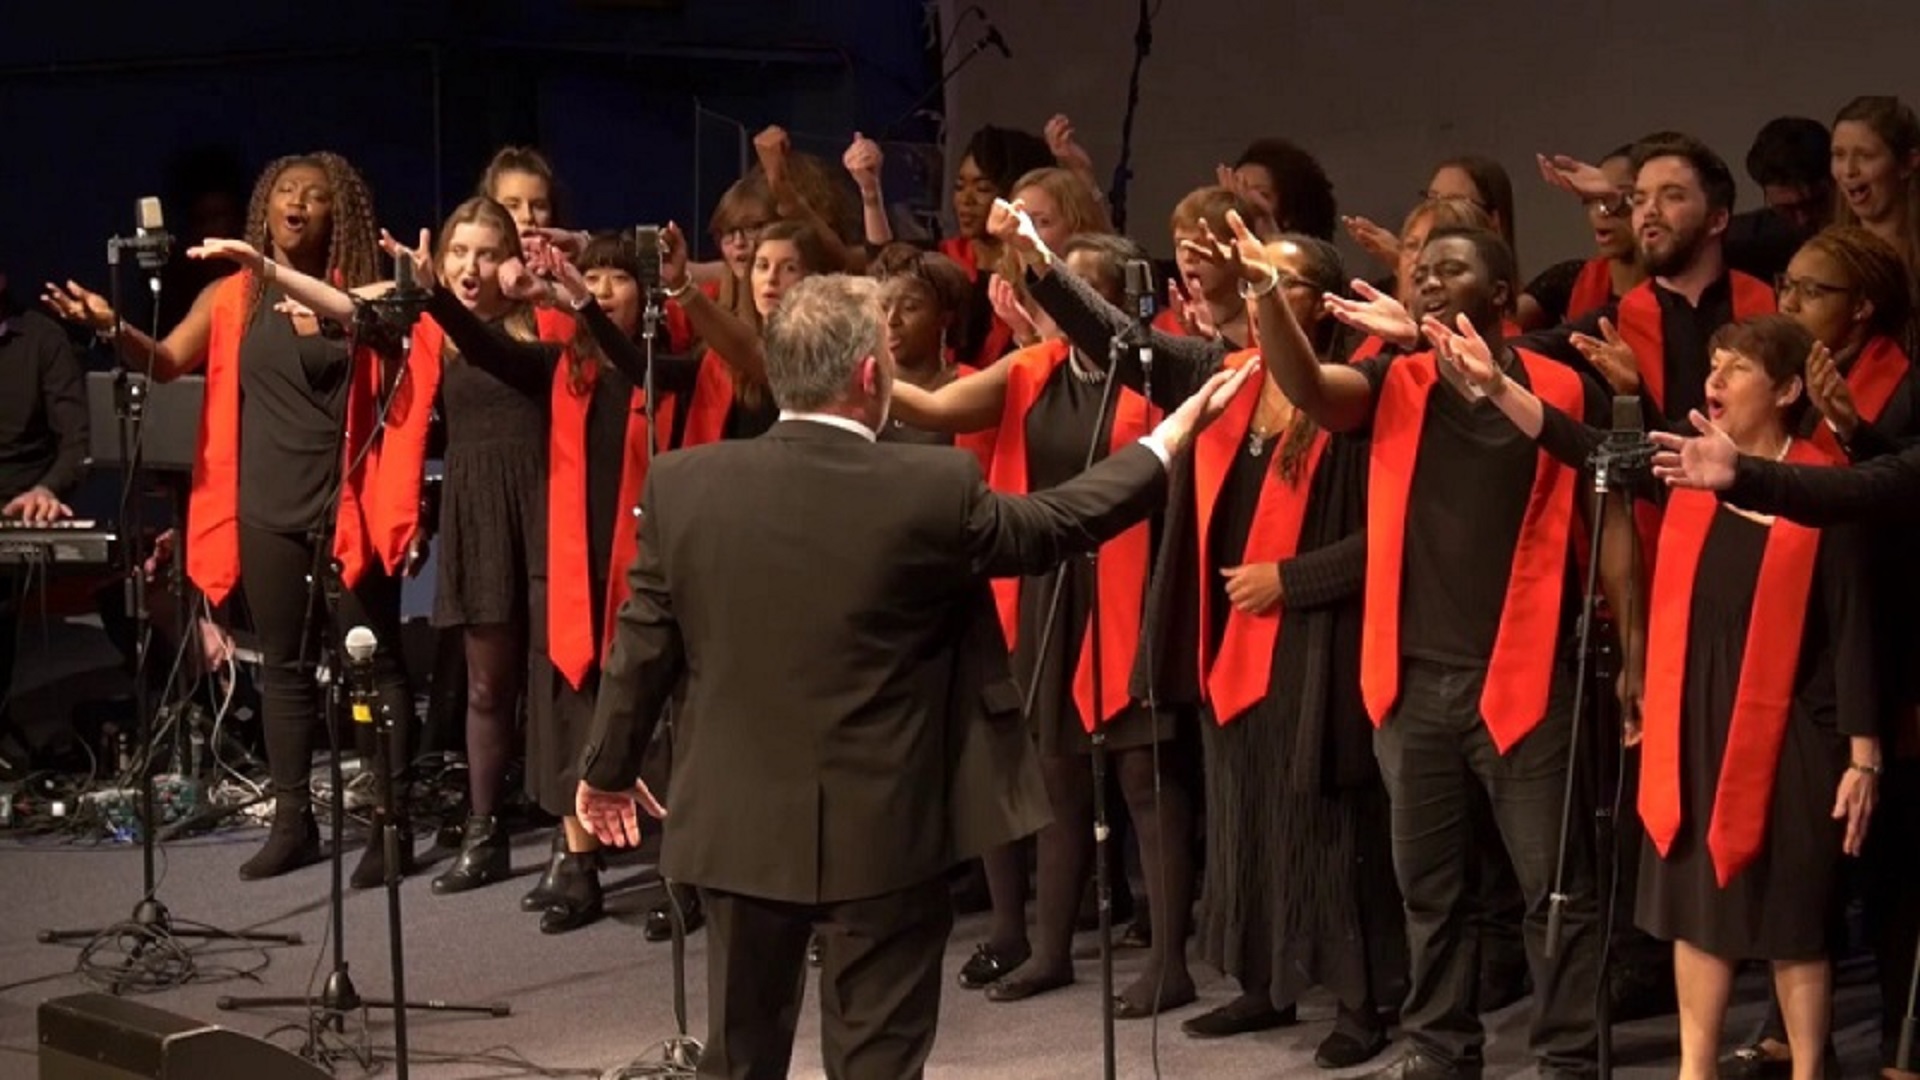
[1518,146,1648,330]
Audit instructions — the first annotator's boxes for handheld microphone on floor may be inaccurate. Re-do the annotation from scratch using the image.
[344,625,380,726]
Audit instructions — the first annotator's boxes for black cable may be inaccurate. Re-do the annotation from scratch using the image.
[1104,0,1158,233]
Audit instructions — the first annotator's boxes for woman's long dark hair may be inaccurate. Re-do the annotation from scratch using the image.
[241,152,381,329]
[1272,233,1345,484]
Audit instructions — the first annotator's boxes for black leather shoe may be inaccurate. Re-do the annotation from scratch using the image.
[643,885,704,942]
[1316,1027,1390,1069]
[538,854,604,934]
[1719,1041,1804,1079]
[1359,1049,1482,1080]
[1181,999,1297,1038]
[350,824,415,890]
[430,815,510,895]
[520,832,567,912]
[957,942,1030,990]
[238,804,323,881]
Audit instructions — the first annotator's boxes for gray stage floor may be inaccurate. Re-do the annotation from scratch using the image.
[0,824,1892,1080]
[0,619,1892,1077]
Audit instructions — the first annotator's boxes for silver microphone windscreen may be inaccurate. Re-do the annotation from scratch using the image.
[137,196,165,232]
[1123,259,1153,299]
[344,625,378,663]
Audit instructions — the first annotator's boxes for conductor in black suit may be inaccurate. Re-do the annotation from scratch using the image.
[575,273,1253,1078]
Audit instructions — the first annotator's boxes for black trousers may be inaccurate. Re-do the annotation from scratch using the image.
[697,876,953,1080]
[236,524,413,803]
[0,570,17,739]
[1374,659,1601,1077]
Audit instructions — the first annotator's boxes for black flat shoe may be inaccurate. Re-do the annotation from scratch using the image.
[430,815,510,895]
[1181,999,1298,1038]
[538,854,604,935]
[1112,979,1196,1019]
[520,832,567,912]
[1316,1027,1390,1069]
[984,970,1072,1003]
[1720,1042,1801,1079]
[957,942,1030,990]
[1359,1049,1482,1080]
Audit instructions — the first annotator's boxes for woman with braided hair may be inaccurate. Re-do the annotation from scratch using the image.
[44,152,421,883]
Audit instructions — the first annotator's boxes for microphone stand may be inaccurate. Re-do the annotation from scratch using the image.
[217,288,507,1072]
[1019,333,1127,1080]
[39,236,300,975]
[1544,432,1646,1080]
[609,273,702,1080]
[878,30,1004,139]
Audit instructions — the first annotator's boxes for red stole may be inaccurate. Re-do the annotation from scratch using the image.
[1360,349,1585,751]
[1151,308,1187,338]
[680,350,741,448]
[187,272,427,604]
[1639,438,1833,886]
[1615,271,1775,574]
[1616,271,1776,417]
[1350,335,1387,364]
[1194,349,1330,724]
[1810,336,1911,457]
[941,236,1015,366]
[547,360,675,689]
[988,339,1151,730]
[1566,257,1617,323]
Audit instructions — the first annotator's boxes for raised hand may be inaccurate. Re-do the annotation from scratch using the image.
[1423,312,1503,393]
[41,280,116,333]
[661,221,691,291]
[1537,153,1618,201]
[1046,113,1097,186]
[522,226,590,258]
[380,228,433,292]
[1570,317,1640,394]
[1166,281,1215,338]
[1804,341,1859,439]
[1180,210,1271,288]
[1220,563,1282,614]
[842,131,885,195]
[1152,359,1262,456]
[499,255,553,303]
[987,196,1046,263]
[1323,279,1416,346]
[187,237,267,271]
[753,125,792,188]
[987,273,1040,346]
[1342,215,1400,273]
[540,245,593,309]
[1649,410,1740,490]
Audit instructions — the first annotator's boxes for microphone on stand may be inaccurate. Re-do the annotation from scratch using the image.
[109,196,173,273]
[1123,259,1156,403]
[344,625,381,727]
[1589,395,1656,490]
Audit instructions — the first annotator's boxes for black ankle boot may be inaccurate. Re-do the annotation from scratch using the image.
[239,799,323,881]
[520,831,568,912]
[430,815,510,895]
[539,853,604,934]
[350,813,416,890]
[644,883,705,942]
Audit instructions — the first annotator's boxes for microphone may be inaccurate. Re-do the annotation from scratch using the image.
[1591,395,1656,489]
[344,625,380,725]
[110,196,173,272]
[982,24,1012,58]
[368,248,431,358]
[1123,258,1155,401]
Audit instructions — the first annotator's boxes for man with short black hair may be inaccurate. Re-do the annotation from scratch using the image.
[1726,116,1835,280]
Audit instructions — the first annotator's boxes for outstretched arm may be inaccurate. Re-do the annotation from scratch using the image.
[1653,411,1920,524]
[660,222,766,386]
[42,276,218,380]
[889,354,1013,434]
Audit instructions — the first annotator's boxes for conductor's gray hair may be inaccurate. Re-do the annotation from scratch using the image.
[761,274,885,412]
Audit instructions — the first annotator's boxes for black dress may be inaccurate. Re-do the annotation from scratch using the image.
[1634,506,1876,961]
[429,292,557,629]
[1014,357,1170,755]
[526,302,702,816]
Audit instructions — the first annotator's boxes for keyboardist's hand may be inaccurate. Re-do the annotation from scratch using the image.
[2,486,71,524]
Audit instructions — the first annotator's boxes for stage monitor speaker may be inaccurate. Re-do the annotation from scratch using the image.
[38,993,330,1080]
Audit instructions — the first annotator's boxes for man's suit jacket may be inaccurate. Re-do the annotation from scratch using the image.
[581,418,1169,905]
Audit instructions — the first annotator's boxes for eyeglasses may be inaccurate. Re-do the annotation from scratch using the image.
[1775,274,1852,302]
[1586,194,1632,218]
[718,221,771,242]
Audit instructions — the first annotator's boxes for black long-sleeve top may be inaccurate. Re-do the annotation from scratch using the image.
[0,306,88,501]
[1025,268,1378,787]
